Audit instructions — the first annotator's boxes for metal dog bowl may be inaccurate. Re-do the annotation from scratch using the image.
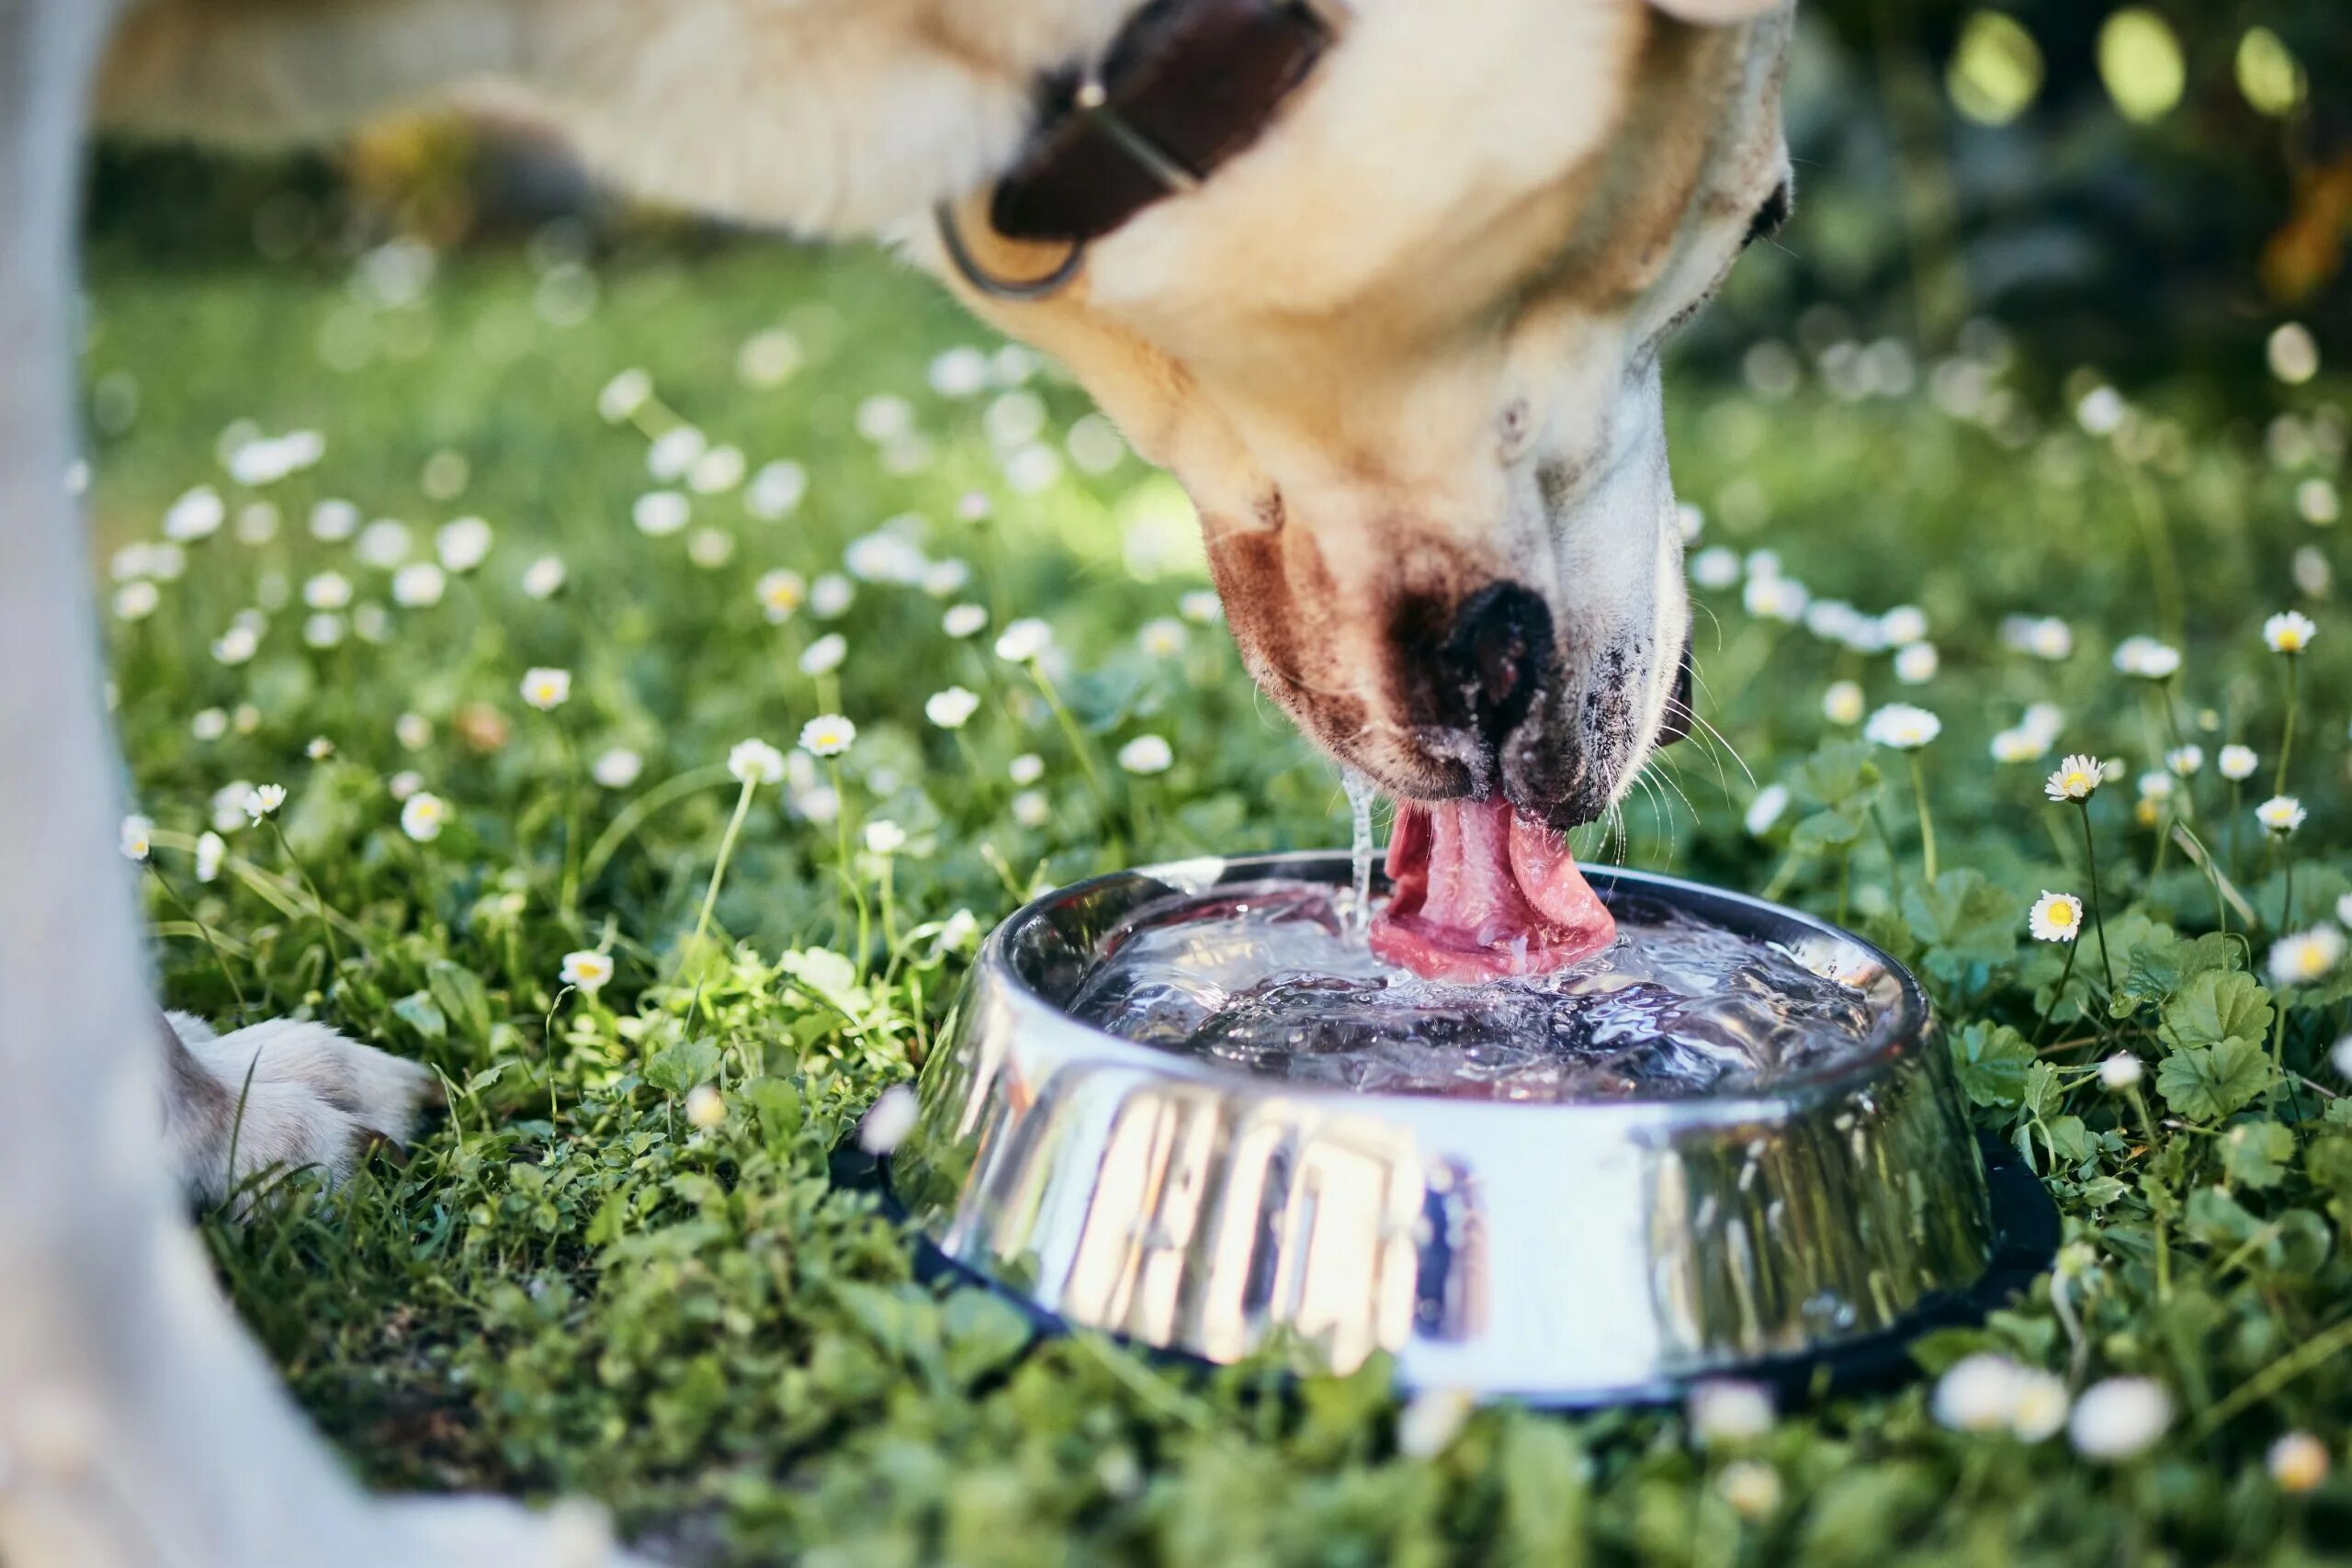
[885,853,2053,1403]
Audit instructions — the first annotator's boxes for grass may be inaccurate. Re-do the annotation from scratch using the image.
[90,230,2352,1564]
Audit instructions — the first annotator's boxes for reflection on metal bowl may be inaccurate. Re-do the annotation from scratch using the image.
[886,853,2054,1403]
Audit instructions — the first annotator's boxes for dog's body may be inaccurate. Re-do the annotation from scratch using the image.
[1,1,1789,1560]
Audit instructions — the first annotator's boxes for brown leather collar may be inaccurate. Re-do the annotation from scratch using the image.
[938,0,1350,298]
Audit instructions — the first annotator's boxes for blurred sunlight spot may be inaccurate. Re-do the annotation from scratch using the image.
[1116,475,1208,582]
[2098,10,2184,125]
[1947,12,2043,128]
[2234,28,2305,118]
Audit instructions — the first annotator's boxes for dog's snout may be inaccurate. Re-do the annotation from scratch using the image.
[1444,582,1553,745]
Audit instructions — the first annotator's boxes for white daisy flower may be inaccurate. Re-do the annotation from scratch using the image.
[597,368,651,423]
[2044,754,2103,802]
[302,612,346,649]
[728,739,787,784]
[632,491,690,537]
[2021,702,2065,742]
[2267,927,2345,988]
[925,687,981,729]
[684,1084,727,1129]
[1395,1388,1476,1461]
[1180,590,1224,625]
[210,781,254,832]
[303,570,354,611]
[752,569,806,624]
[855,394,916,444]
[928,345,990,399]
[646,425,706,481]
[1743,575,1810,623]
[1008,753,1046,786]
[1117,735,1173,774]
[1690,546,1742,590]
[808,573,855,619]
[995,617,1054,663]
[400,792,448,842]
[194,831,225,884]
[114,581,161,622]
[1823,680,1866,728]
[2112,636,2181,680]
[306,737,334,761]
[2007,1370,2071,1443]
[1011,789,1050,828]
[799,633,847,676]
[2297,478,2341,527]
[310,499,361,541]
[1880,604,1929,647]
[519,668,572,712]
[798,715,856,759]
[1990,727,2046,764]
[355,518,413,569]
[942,604,989,639]
[922,558,972,599]
[2218,744,2259,782]
[192,707,229,742]
[2256,795,2306,835]
[2025,617,2074,661]
[686,528,735,570]
[1893,641,1939,684]
[119,814,152,862]
[863,818,907,856]
[2029,891,2084,942]
[738,328,802,387]
[1933,1353,2023,1434]
[2165,744,2203,776]
[435,516,493,573]
[2263,610,2317,654]
[1138,618,1189,659]
[2098,1054,2143,1091]
[2137,771,2175,803]
[2269,1432,2330,1494]
[1686,1379,1774,1446]
[1744,783,1791,838]
[243,784,287,823]
[395,713,433,751]
[560,949,614,993]
[591,748,643,789]
[687,445,746,496]
[390,561,446,608]
[1716,1461,1781,1520]
[856,1083,920,1155]
[163,486,225,542]
[2068,1378,2171,1461]
[1863,703,1940,750]
[521,556,567,599]
[745,460,808,521]
[843,531,928,585]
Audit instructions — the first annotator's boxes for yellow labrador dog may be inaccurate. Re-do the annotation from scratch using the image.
[0,0,1788,1559]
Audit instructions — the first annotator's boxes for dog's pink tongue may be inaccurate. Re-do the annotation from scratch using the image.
[1370,797,1616,980]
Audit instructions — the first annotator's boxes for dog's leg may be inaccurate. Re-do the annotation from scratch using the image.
[0,4,629,1562]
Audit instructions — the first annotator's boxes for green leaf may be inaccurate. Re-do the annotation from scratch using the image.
[2221,1120,2295,1189]
[742,1075,804,1145]
[2159,970,2275,1052]
[1950,1021,2034,1110]
[1793,740,1883,811]
[645,1036,721,1094]
[391,989,447,1042]
[1790,806,1866,856]
[2109,928,2234,1019]
[427,960,494,1044]
[941,1290,1034,1388]
[1901,869,2018,971]
[2156,1038,2273,1122]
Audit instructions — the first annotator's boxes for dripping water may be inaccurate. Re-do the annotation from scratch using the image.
[1340,767,1379,933]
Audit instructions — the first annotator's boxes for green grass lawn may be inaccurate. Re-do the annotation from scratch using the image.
[90,235,2352,1564]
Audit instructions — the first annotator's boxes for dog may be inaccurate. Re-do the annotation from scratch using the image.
[0,0,1790,1559]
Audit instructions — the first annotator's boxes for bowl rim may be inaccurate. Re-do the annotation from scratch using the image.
[973,850,1934,1125]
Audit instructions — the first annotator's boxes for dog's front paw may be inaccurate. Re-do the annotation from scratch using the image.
[164,1011,438,1208]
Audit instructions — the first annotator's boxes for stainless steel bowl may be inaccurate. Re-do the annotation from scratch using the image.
[888,853,2049,1403]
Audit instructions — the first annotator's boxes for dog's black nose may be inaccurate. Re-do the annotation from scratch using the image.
[1443,582,1553,748]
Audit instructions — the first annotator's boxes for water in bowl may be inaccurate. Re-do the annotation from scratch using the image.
[1066,880,1879,1101]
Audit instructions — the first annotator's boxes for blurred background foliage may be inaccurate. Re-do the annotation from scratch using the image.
[88,4,2344,396]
